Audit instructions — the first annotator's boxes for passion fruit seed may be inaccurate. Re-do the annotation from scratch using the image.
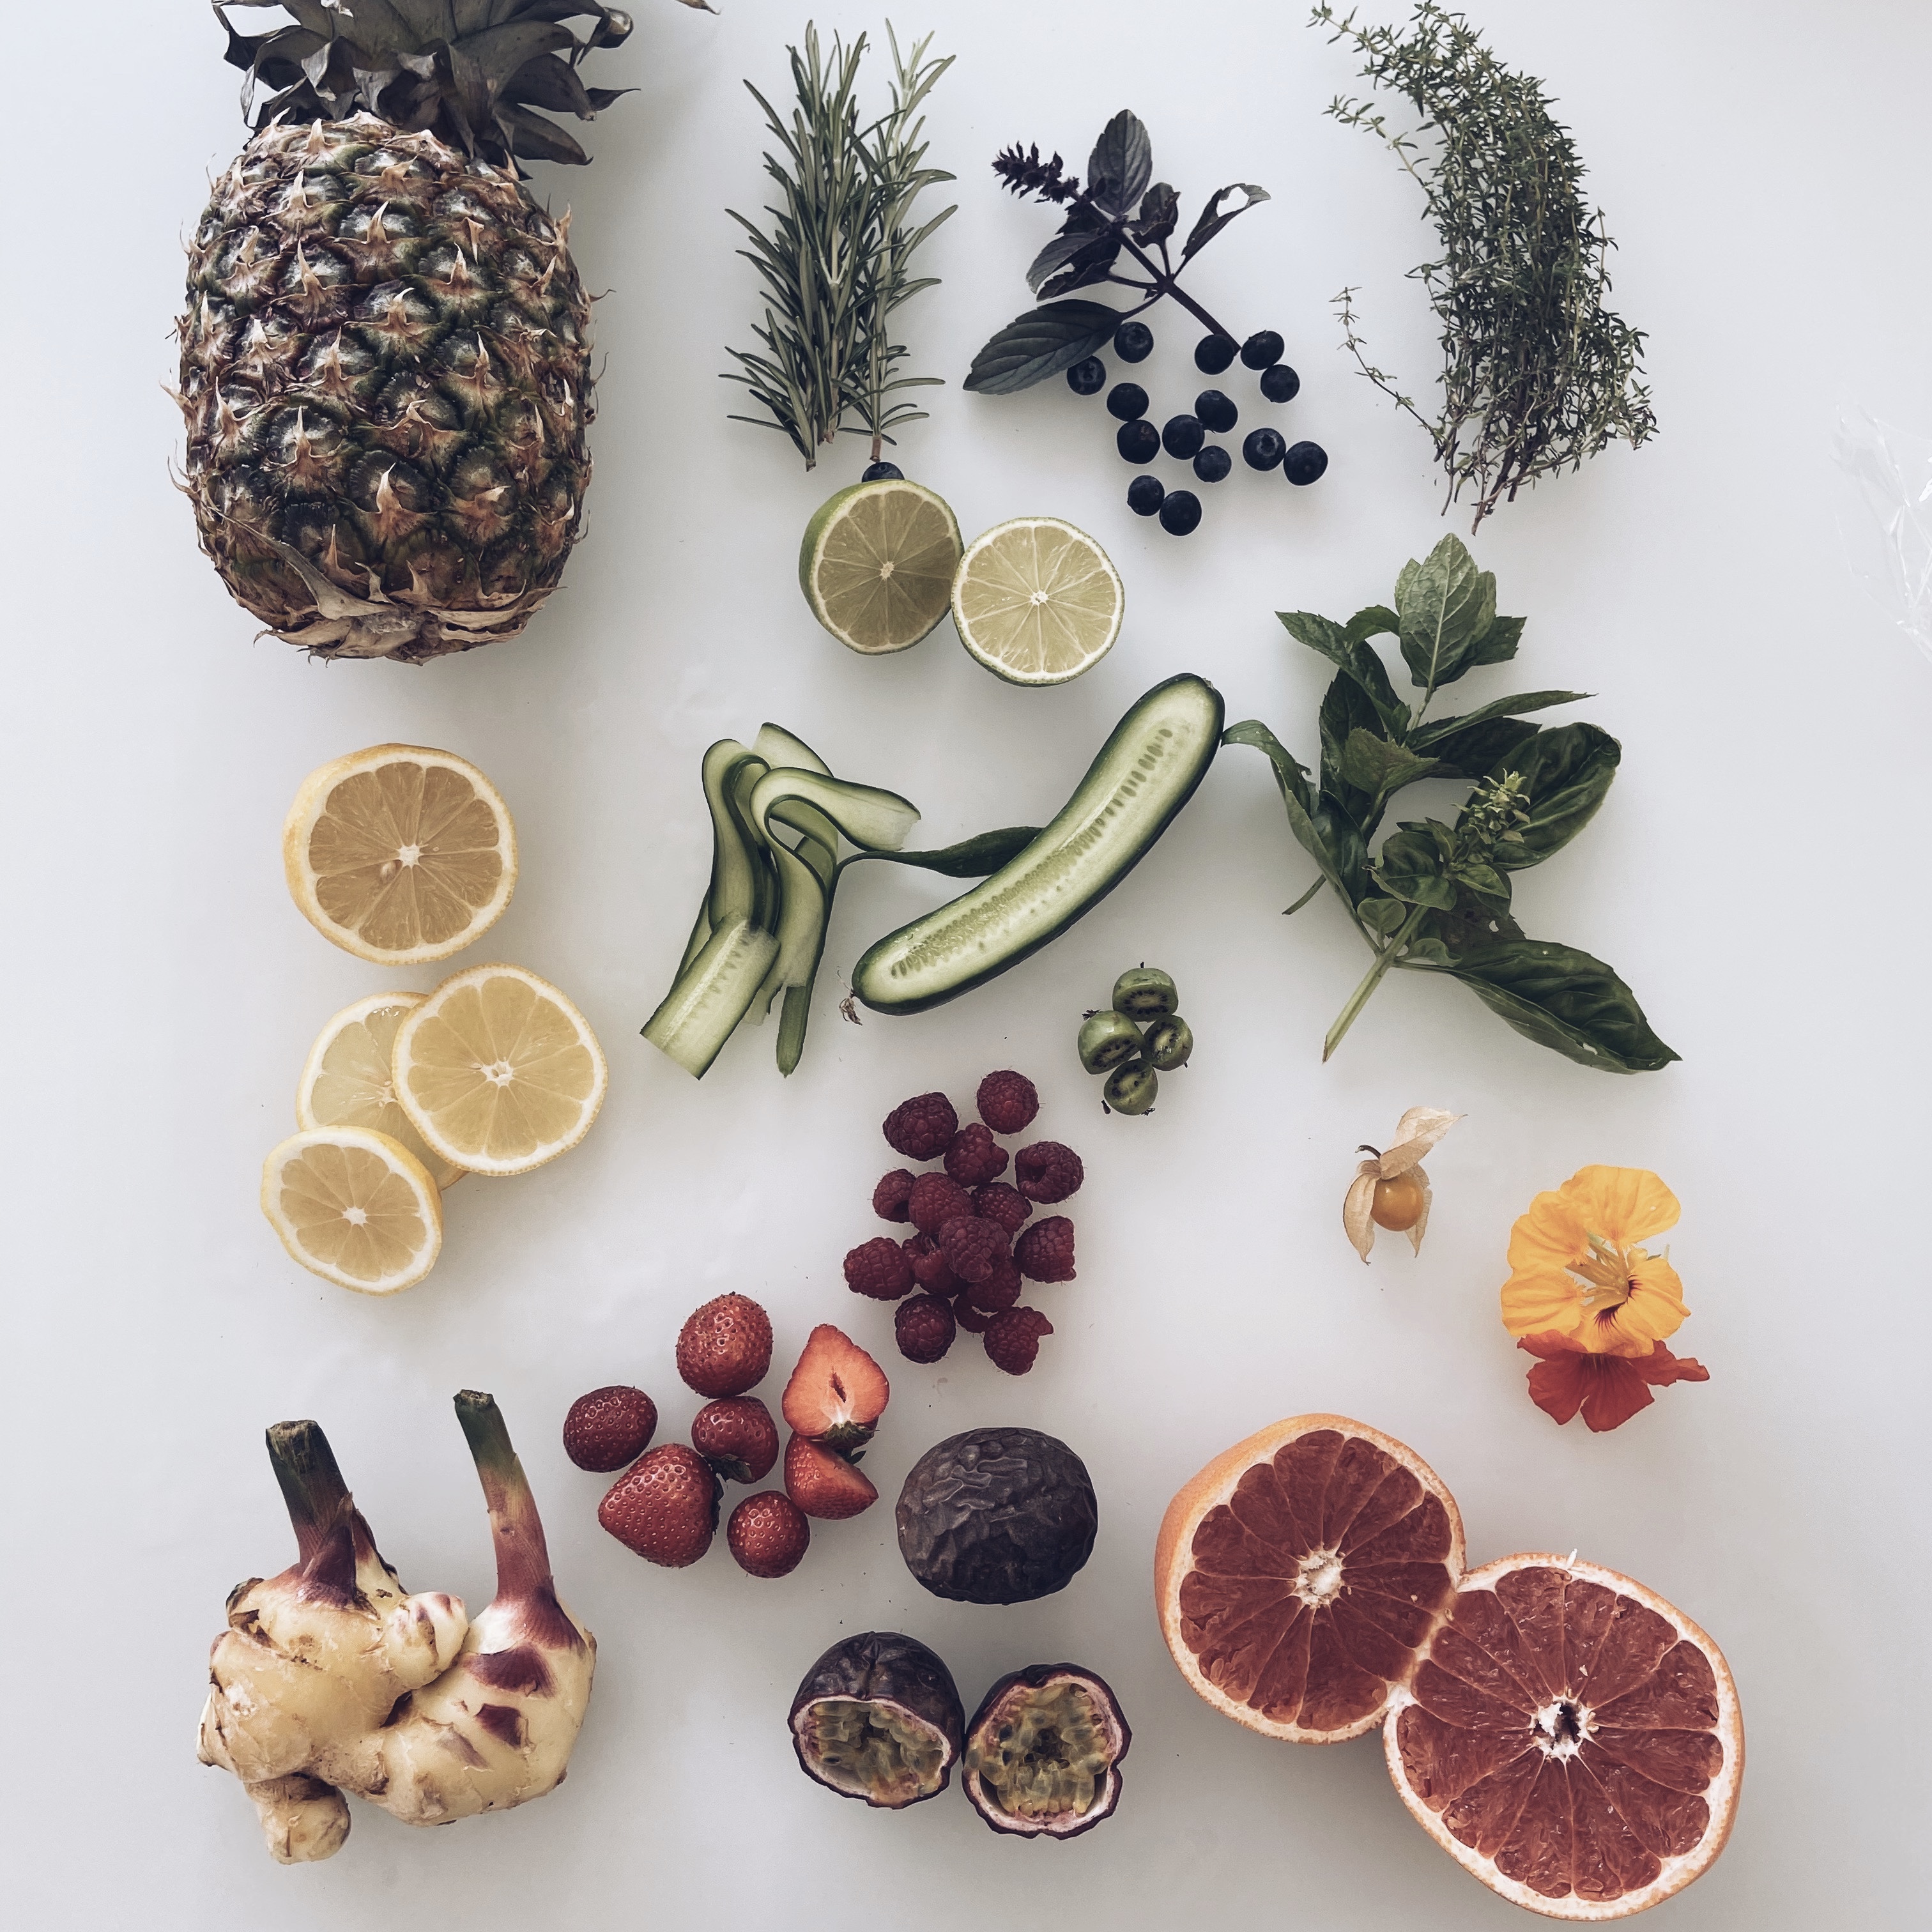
[1370,1171,1426,1231]
[1078,1008,1143,1074]
[1111,965,1178,1019]
[967,1683,1110,1820]
[1103,1059,1158,1115]
[804,1699,947,1806]
[1142,1015,1193,1070]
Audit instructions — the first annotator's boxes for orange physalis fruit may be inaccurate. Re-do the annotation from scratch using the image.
[1344,1107,1460,1262]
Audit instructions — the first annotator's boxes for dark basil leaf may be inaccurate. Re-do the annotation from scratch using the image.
[1313,799,1369,905]
[1278,610,1407,731]
[1344,604,1401,645]
[1420,716,1540,779]
[1087,109,1153,218]
[1394,534,1498,692]
[1409,691,1590,751]
[1317,672,1384,831]
[1375,823,1459,908]
[1222,719,1312,811]
[1489,723,1620,869]
[1338,728,1443,797]
[1468,613,1525,666]
[1039,238,1127,299]
[1025,227,1103,295]
[1223,720,1356,909]
[1181,182,1270,260]
[1450,940,1680,1073]
[963,301,1122,394]
[1131,181,1179,245]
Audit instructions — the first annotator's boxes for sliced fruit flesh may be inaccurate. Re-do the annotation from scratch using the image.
[955,523,1121,680]
[1178,1427,1459,1735]
[801,1698,947,1805]
[1395,1566,1726,1906]
[276,1141,433,1284]
[310,762,506,951]
[813,487,959,652]
[300,999,462,1188]
[968,1683,1114,1822]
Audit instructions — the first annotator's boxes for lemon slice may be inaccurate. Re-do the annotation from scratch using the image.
[392,963,607,1176]
[951,518,1124,686]
[295,993,466,1190]
[800,479,963,654]
[262,1126,443,1295]
[283,745,518,965]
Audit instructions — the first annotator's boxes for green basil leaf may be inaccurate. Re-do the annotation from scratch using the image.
[1450,940,1679,1073]
[1409,691,1591,751]
[1338,728,1444,796]
[1375,824,1459,908]
[1395,534,1498,692]
[1278,610,1407,730]
[1417,716,1540,779]
[1402,936,1453,965]
[1488,723,1621,869]
[1318,672,1384,830]
[1087,109,1153,218]
[1313,799,1369,905]
[1225,720,1357,907]
[1358,895,1408,937]
[1467,613,1526,666]
[964,300,1121,394]
[1344,604,1401,645]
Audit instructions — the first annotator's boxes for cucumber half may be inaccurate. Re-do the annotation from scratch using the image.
[852,674,1225,1015]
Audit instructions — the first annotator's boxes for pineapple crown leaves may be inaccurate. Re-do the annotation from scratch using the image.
[215,1,699,172]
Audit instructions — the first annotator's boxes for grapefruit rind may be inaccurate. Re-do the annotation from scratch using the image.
[1154,1413,1467,1745]
[1382,1554,1744,1922]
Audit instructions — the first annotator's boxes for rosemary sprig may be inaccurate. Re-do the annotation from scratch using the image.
[723,23,955,468]
[1313,3,1656,528]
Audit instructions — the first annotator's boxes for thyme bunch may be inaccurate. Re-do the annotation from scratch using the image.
[724,23,955,468]
[1314,4,1656,528]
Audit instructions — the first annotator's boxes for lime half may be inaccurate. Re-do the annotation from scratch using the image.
[800,479,963,654]
[951,518,1124,686]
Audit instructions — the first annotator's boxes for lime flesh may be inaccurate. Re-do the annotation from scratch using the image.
[800,480,962,654]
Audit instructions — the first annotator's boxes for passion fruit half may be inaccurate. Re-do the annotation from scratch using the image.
[788,1631,965,1809]
[962,1663,1131,1840]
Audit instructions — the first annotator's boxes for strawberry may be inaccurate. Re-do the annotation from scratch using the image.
[691,1396,779,1483]
[727,1491,811,1577]
[597,1443,720,1567]
[675,1292,774,1398]
[783,1434,879,1521]
[562,1384,657,1472]
[781,1323,889,1455]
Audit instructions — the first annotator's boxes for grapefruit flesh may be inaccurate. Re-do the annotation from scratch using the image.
[1385,1556,1743,1920]
[1156,1416,1466,1744]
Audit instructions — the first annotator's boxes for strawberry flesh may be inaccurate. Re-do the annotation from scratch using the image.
[781,1323,889,1454]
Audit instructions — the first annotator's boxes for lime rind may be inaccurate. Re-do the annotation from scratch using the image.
[800,480,962,655]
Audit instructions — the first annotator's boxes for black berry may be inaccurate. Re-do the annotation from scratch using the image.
[1193,445,1232,484]
[1106,382,1149,422]
[1113,319,1154,363]
[1284,440,1330,486]
[1126,474,1166,516]
[1259,364,1301,404]
[1116,418,1160,464]
[1241,330,1285,370]
[861,461,903,482]
[1066,356,1107,397]
[1161,414,1205,460]
[1194,334,1238,374]
[1195,390,1238,434]
[1243,427,1286,471]
[1158,489,1202,536]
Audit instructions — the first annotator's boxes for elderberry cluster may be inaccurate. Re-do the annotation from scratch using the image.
[1065,323,1328,535]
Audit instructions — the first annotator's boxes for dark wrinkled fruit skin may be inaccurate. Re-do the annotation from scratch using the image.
[1126,474,1165,517]
[1259,363,1301,403]
[1116,419,1159,464]
[896,1427,1098,1604]
[962,1662,1132,1839]
[1284,440,1329,486]
[1066,356,1107,396]
[1194,334,1238,374]
[1105,381,1149,422]
[789,1632,965,1808]
[1112,319,1154,362]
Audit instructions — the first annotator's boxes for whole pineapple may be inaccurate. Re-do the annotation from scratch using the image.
[178,2,685,663]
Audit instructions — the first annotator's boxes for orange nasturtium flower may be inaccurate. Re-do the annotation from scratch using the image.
[1501,1166,1709,1432]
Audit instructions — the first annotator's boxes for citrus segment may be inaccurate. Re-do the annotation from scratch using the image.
[261,1126,443,1295]
[282,744,517,964]
[1384,1555,1742,1921]
[950,518,1124,686]
[1154,1414,1465,1744]
[295,993,464,1190]
[801,480,963,654]
[392,963,606,1176]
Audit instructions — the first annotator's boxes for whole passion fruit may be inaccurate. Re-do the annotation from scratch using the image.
[962,1663,1132,1840]
[896,1427,1098,1604]
[788,1631,965,1809]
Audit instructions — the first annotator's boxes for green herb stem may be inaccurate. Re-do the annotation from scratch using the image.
[1324,901,1427,1061]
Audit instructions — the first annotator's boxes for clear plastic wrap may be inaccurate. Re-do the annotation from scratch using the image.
[1835,410,1932,662]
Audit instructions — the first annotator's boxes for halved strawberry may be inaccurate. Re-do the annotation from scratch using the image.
[781,1323,889,1455]
[783,1434,879,1521]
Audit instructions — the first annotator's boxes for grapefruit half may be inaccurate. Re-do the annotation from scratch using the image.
[1155,1415,1466,1744]
[1384,1554,1743,1920]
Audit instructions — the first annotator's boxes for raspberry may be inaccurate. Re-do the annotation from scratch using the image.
[883,1091,958,1162]
[943,1123,1009,1186]
[872,1169,916,1222]
[907,1171,973,1235]
[977,1070,1040,1137]
[953,1297,993,1334]
[985,1307,1054,1375]
[963,1252,1023,1314]
[901,1232,961,1296]
[972,1181,1033,1235]
[843,1236,914,1301]
[1015,1140,1085,1204]
[894,1294,958,1364]
[1015,1215,1077,1284]
[937,1214,1009,1285]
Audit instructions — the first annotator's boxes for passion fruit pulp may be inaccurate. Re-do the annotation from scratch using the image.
[963,1663,1131,1839]
[788,1631,965,1809]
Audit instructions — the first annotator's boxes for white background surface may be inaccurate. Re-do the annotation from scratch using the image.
[5,1,1929,1923]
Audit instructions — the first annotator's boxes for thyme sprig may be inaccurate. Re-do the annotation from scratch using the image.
[1314,3,1656,528]
[724,23,955,468]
